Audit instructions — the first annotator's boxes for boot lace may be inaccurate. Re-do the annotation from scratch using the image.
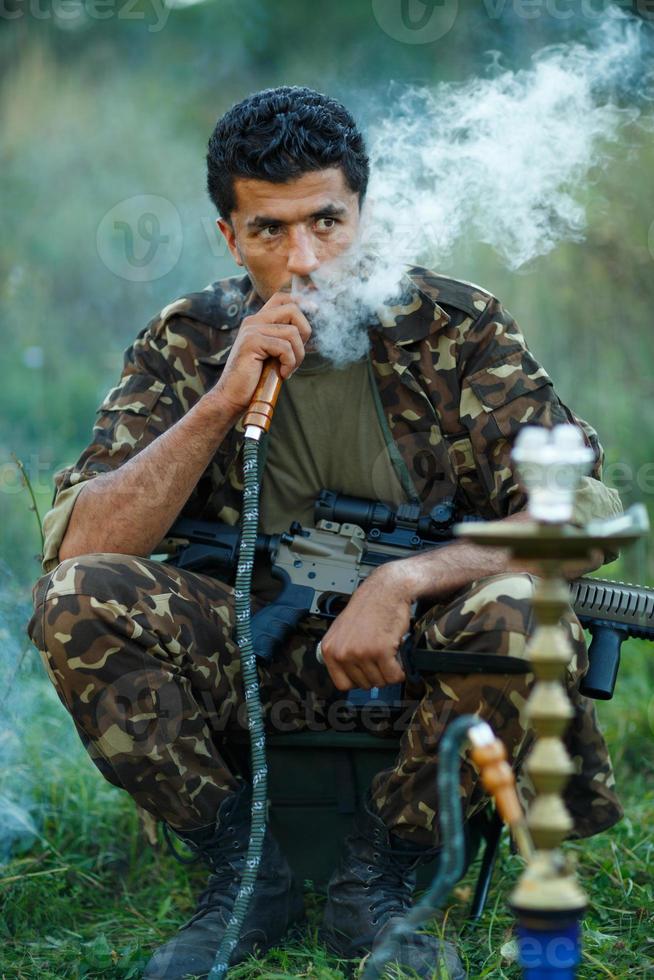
[197,829,248,908]
[363,831,418,926]
[164,821,248,923]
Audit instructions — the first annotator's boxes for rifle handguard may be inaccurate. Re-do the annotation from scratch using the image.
[571,577,654,699]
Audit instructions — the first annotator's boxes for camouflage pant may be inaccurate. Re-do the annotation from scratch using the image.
[28,554,622,846]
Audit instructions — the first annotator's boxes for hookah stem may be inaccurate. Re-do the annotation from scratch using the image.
[362,714,479,980]
[209,434,268,979]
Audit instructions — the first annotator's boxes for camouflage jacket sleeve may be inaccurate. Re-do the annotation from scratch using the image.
[41,317,187,572]
[457,295,621,524]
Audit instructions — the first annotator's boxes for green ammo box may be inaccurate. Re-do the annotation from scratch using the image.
[223,730,443,891]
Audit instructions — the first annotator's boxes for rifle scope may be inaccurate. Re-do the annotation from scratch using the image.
[315,488,464,542]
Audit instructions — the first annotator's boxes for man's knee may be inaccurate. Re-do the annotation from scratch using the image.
[28,555,133,688]
[461,571,536,618]
[417,572,537,657]
[29,553,141,652]
[32,551,232,637]
[29,551,237,700]
[457,572,585,666]
[42,552,168,605]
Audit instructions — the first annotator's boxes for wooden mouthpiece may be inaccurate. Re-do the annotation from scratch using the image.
[471,738,525,829]
[243,360,283,433]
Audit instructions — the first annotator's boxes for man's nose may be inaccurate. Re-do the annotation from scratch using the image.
[286,227,320,276]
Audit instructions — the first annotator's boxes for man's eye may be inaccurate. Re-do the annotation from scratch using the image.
[315,217,336,231]
[261,225,282,239]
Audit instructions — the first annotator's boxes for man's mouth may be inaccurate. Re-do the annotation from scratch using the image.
[291,275,317,293]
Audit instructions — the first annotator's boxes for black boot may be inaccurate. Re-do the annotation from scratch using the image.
[322,796,465,979]
[144,784,304,979]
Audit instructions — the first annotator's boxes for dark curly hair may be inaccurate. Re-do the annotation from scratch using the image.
[206,86,369,218]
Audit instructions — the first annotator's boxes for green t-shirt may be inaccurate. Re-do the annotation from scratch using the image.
[253,350,408,598]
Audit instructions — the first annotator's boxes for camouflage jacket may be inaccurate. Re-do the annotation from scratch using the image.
[42,266,621,571]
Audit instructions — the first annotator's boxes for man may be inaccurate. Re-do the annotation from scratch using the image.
[28,86,623,979]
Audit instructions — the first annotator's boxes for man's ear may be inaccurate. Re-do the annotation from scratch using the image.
[217,218,244,267]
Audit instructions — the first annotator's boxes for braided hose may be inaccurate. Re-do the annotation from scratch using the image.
[209,435,268,978]
[362,714,480,980]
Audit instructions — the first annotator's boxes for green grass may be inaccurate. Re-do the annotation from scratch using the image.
[1,780,652,979]
[1,643,653,980]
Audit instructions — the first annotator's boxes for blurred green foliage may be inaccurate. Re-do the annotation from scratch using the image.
[1,1,653,586]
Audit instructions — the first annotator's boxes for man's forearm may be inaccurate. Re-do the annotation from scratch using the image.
[384,511,602,604]
[58,392,241,561]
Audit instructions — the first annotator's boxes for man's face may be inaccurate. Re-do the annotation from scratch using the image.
[217,167,361,302]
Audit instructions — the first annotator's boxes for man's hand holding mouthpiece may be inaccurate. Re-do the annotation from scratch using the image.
[58,291,312,563]
[211,291,313,424]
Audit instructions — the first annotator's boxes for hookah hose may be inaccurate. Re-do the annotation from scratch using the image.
[208,363,283,979]
[361,714,479,980]
[362,717,533,980]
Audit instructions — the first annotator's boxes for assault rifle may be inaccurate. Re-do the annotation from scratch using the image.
[165,489,654,701]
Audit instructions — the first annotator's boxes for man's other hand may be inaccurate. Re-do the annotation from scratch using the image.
[318,564,413,691]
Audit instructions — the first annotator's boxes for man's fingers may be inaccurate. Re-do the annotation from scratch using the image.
[377,654,406,686]
[327,663,354,692]
[257,329,305,376]
[358,660,389,689]
[257,302,312,342]
[323,645,375,691]
[343,664,372,691]
[326,656,368,692]
[249,335,298,378]
[326,649,402,691]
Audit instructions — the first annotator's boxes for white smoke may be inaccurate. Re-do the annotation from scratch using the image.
[0,566,40,861]
[292,251,407,366]
[0,563,84,863]
[296,11,653,366]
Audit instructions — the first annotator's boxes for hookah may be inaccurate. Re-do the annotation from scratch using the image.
[364,425,648,979]
[464,427,647,979]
